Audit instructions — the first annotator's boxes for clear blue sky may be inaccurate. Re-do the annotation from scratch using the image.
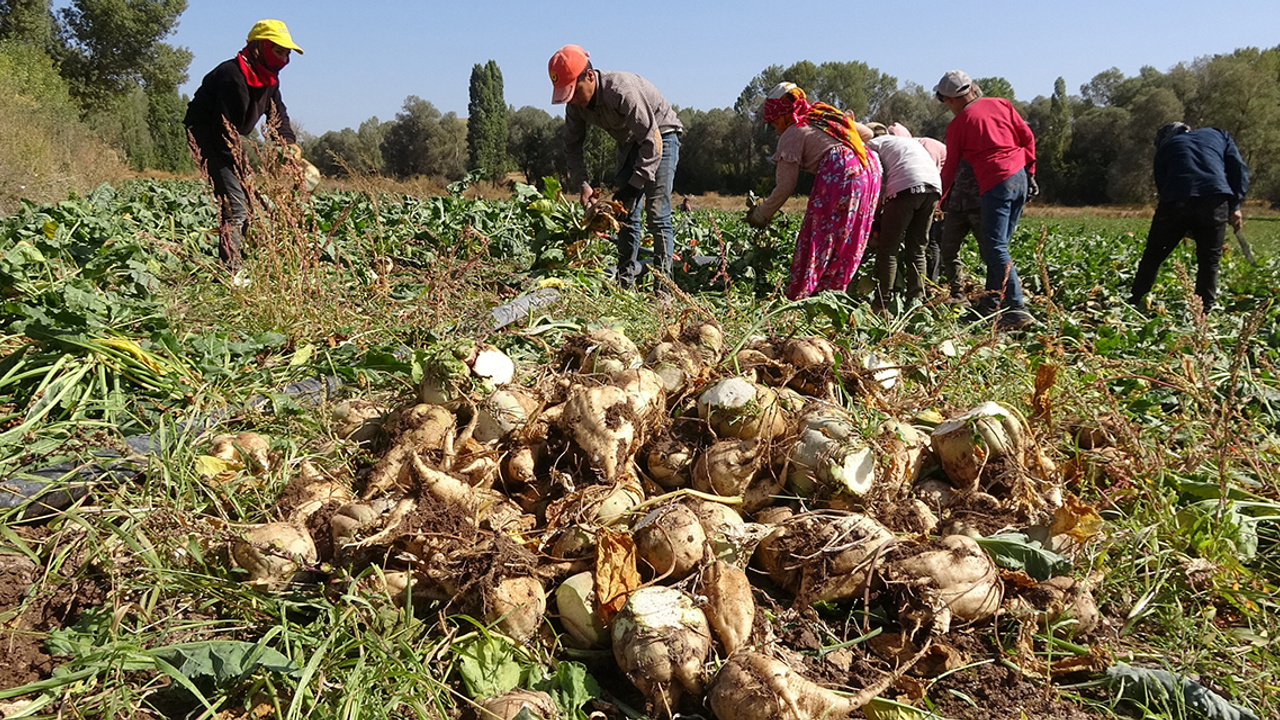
[173,0,1280,137]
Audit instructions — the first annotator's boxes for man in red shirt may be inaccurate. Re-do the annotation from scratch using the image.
[935,70,1037,329]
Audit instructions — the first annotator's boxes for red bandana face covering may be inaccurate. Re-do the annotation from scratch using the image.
[236,43,281,88]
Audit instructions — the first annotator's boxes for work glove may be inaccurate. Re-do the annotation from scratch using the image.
[746,205,770,229]
[283,143,303,161]
[614,184,643,214]
[1027,174,1040,199]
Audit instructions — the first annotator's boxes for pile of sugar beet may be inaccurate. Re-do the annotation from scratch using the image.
[218,321,1108,720]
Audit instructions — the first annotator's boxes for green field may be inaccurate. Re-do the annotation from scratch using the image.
[0,178,1276,720]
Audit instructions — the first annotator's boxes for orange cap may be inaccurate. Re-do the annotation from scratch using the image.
[548,44,589,104]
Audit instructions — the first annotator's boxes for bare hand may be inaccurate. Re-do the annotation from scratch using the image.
[1230,210,1243,231]
[580,183,595,208]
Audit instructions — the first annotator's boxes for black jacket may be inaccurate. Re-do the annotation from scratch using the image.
[184,57,295,162]
[1154,128,1249,211]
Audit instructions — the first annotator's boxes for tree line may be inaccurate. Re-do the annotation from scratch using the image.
[304,52,1280,206]
[4,0,1279,205]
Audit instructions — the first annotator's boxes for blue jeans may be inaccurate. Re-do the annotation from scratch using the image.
[977,167,1028,311]
[616,132,680,288]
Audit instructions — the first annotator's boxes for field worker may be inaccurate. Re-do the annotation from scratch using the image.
[859,122,942,309]
[935,70,1038,330]
[747,83,881,300]
[885,122,951,282]
[1129,122,1249,312]
[549,44,683,290]
[184,19,304,276]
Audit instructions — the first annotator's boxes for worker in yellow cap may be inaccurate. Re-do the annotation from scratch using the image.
[183,19,307,277]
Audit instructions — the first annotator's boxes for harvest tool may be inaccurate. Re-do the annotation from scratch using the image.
[1233,225,1257,266]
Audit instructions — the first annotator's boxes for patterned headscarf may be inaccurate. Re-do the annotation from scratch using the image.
[761,83,869,168]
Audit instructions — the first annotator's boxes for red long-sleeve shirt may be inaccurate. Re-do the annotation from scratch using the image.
[940,97,1036,200]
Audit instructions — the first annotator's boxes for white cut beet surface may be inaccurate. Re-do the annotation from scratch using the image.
[470,347,515,387]
[633,502,707,580]
[862,352,900,390]
[555,571,608,649]
[611,586,712,718]
[787,412,876,497]
[697,378,789,442]
[230,522,317,588]
[931,402,1026,490]
[884,534,1003,635]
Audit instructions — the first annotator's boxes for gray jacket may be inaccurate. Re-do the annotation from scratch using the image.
[563,70,682,190]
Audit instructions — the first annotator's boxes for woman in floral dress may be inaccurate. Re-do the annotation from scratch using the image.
[747,83,882,300]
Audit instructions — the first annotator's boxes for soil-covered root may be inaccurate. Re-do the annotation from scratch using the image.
[754,512,895,606]
[930,402,1026,491]
[275,460,354,524]
[555,570,608,649]
[787,410,876,499]
[331,399,389,444]
[230,522,318,588]
[1011,575,1100,637]
[874,419,932,493]
[609,367,666,426]
[558,384,643,482]
[645,430,698,490]
[209,432,271,476]
[697,560,754,655]
[683,497,752,564]
[883,534,1003,636]
[474,389,540,444]
[644,341,704,396]
[697,377,791,442]
[611,586,712,718]
[693,438,781,512]
[560,328,642,374]
[675,320,725,366]
[632,502,707,580]
[475,689,558,720]
[780,337,838,397]
[364,403,456,497]
[708,650,906,720]
[485,574,546,642]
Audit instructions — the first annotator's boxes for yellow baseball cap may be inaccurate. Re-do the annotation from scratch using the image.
[247,19,303,54]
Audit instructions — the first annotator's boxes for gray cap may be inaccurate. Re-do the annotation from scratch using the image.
[933,70,973,99]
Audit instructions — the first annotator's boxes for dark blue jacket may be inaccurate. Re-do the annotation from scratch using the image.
[1154,128,1249,211]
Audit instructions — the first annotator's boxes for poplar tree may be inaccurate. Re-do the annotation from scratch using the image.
[466,60,509,178]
